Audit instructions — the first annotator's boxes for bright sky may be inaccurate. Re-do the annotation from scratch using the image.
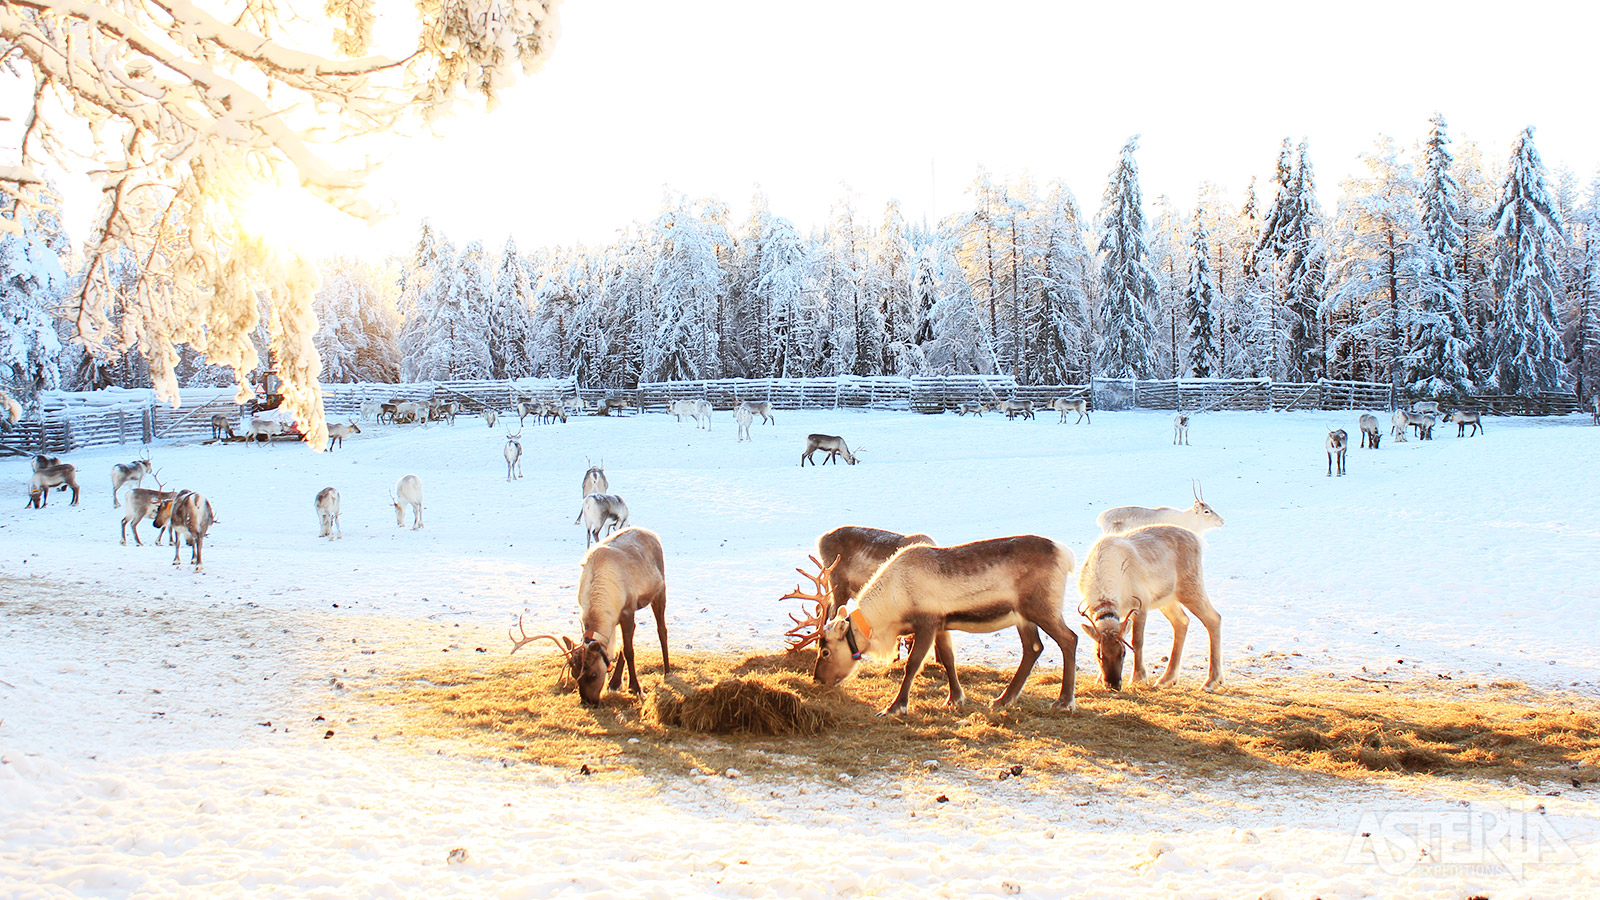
[64,0,1600,257]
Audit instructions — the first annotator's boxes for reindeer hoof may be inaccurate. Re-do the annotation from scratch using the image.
[1051,698,1077,712]
[877,704,907,717]
[1202,678,1223,692]
[945,694,967,708]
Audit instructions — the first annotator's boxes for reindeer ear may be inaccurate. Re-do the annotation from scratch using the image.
[1080,623,1097,642]
[562,636,576,651]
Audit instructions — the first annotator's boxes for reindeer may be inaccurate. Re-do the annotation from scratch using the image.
[504,432,523,481]
[110,456,152,507]
[668,399,696,422]
[745,400,775,424]
[540,401,568,424]
[377,401,399,424]
[32,454,60,471]
[998,399,1035,420]
[576,493,629,547]
[358,400,381,424]
[1173,412,1191,445]
[956,401,986,417]
[801,434,859,466]
[582,459,608,496]
[392,474,424,529]
[315,487,341,540]
[210,414,235,440]
[27,463,79,507]
[509,526,669,707]
[734,403,753,441]
[324,420,361,450]
[155,489,216,571]
[246,418,283,445]
[693,399,712,431]
[1097,483,1223,535]
[516,400,535,426]
[1444,410,1482,437]
[1359,413,1381,449]
[483,408,498,429]
[1412,400,1441,417]
[812,535,1080,716]
[434,401,459,424]
[1327,428,1348,476]
[1410,413,1436,441]
[1079,524,1221,693]
[121,485,177,546]
[392,401,424,425]
[1390,409,1410,443]
[808,526,935,621]
[1052,397,1091,424]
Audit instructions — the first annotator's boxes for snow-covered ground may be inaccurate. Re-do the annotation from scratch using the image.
[2,407,1597,898]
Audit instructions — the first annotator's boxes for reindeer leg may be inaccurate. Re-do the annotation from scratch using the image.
[993,623,1044,709]
[1154,604,1189,687]
[883,625,937,717]
[1130,608,1150,684]
[1176,587,1224,691]
[933,629,965,707]
[652,590,670,674]
[615,613,638,693]
[1033,616,1080,710]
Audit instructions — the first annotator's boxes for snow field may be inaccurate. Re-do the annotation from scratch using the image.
[2,407,1598,898]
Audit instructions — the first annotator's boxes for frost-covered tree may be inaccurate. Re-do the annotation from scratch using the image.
[1148,195,1189,377]
[1487,128,1569,395]
[1407,115,1475,397]
[1326,136,1421,384]
[750,215,814,378]
[1025,183,1095,383]
[0,199,67,403]
[1183,213,1221,377]
[646,199,724,381]
[486,237,535,379]
[1255,140,1328,381]
[925,235,995,376]
[1569,175,1600,402]
[312,258,401,383]
[1095,137,1159,378]
[869,201,918,376]
[1,0,561,444]
[399,229,492,381]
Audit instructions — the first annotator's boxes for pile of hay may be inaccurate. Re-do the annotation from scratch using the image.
[655,677,832,736]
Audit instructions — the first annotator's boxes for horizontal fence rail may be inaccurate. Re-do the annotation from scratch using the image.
[0,376,1585,455]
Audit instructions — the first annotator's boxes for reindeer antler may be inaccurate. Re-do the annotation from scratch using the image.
[779,554,841,652]
[509,615,574,658]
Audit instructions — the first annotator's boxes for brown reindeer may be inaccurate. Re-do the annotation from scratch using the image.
[812,536,1079,716]
[801,434,859,466]
[510,527,669,706]
[155,490,216,570]
[121,486,177,545]
[782,527,936,651]
[1327,428,1348,477]
[27,463,79,507]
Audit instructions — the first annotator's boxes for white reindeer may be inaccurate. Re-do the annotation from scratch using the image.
[1412,400,1441,417]
[956,401,986,417]
[668,399,697,422]
[358,400,381,423]
[1327,428,1348,477]
[801,434,859,466]
[505,432,523,481]
[582,459,608,496]
[315,487,341,540]
[1052,397,1091,424]
[1358,413,1381,449]
[576,493,629,547]
[110,456,152,508]
[392,475,424,529]
[121,486,176,546]
[484,408,498,428]
[734,403,753,441]
[1078,524,1222,692]
[210,414,235,440]
[1389,409,1411,443]
[997,399,1034,420]
[693,399,712,431]
[508,526,669,707]
[1444,410,1482,437]
[1173,412,1191,445]
[246,418,284,445]
[324,421,360,451]
[812,535,1080,715]
[1098,483,1224,535]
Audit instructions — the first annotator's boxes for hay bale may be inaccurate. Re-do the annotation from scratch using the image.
[655,677,832,736]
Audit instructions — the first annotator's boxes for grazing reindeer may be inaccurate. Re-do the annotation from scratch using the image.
[358,400,381,423]
[582,459,608,496]
[210,414,235,440]
[576,493,629,547]
[1097,483,1223,535]
[155,489,216,571]
[812,536,1080,716]
[1327,428,1348,476]
[504,432,523,481]
[324,421,360,450]
[110,456,152,507]
[693,399,712,431]
[1390,409,1410,443]
[801,434,859,466]
[315,487,341,540]
[391,475,424,529]
[956,401,986,417]
[509,526,670,707]
[392,401,424,425]
[1052,397,1091,424]
[1358,413,1381,449]
[121,486,177,546]
[483,408,498,428]
[246,418,283,445]
[734,402,753,441]
[1078,524,1222,692]
[1411,413,1436,441]
[1444,410,1482,437]
[1412,400,1441,417]
[1173,412,1191,445]
[812,526,935,620]
[745,400,775,424]
[27,463,79,507]
[998,398,1034,420]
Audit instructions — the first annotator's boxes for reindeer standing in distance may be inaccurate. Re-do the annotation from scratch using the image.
[1098,483,1223,535]
[504,432,523,481]
[110,456,152,507]
[1358,413,1381,449]
[801,434,859,466]
[392,475,424,529]
[315,487,341,539]
[1327,428,1348,477]
[1173,412,1191,445]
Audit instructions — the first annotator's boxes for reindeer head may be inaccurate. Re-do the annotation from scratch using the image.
[1079,600,1137,691]
[813,615,867,686]
[1190,481,1224,529]
[348,420,362,434]
[570,639,612,706]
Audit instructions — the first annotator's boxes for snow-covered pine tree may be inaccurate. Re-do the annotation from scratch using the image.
[646,199,724,381]
[1456,140,1501,383]
[1095,137,1159,378]
[870,201,919,376]
[0,196,67,403]
[1183,211,1221,377]
[1407,115,1474,397]
[925,233,994,376]
[1147,195,1188,378]
[1487,128,1569,395]
[1570,174,1600,402]
[749,214,813,378]
[1025,182,1095,384]
[487,237,536,380]
[312,257,401,383]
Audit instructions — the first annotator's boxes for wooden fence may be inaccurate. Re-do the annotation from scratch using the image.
[0,376,1585,455]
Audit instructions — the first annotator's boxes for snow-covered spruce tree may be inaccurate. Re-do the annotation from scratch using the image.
[1407,115,1475,397]
[487,237,536,379]
[1487,128,1569,395]
[1183,212,1221,378]
[1026,182,1095,384]
[399,229,491,382]
[0,0,560,447]
[870,200,919,376]
[312,257,401,383]
[1255,141,1328,382]
[1325,136,1422,384]
[750,215,813,378]
[646,199,724,381]
[822,193,882,376]
[1095,137,1159,378]
[1455,140,1501,383]
[925,234,994,376]
[1147,195,1190,378]
[1570,175,1600,402]
[0,197,67,403]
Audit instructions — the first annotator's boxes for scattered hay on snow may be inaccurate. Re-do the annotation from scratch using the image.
[655,677,831,736]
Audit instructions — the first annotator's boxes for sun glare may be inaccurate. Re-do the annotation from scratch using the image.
[238,182,349,256]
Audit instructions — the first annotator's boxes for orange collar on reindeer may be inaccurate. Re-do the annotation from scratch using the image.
[846,609,873,659]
